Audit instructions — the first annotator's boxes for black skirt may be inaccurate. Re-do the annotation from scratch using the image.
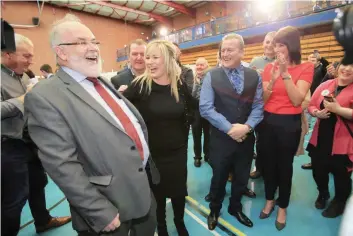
[150,144,188,198]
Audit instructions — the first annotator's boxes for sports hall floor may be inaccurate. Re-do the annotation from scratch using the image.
[19,124,349,236]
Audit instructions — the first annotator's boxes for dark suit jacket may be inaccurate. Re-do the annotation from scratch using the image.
[111,68,135,90]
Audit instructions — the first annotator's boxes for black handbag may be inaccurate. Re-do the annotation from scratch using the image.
[342,118,353,138]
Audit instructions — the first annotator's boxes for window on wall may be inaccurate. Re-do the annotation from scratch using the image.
[195,24,204,39]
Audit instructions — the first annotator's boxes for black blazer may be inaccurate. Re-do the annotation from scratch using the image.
[111,68,135,90]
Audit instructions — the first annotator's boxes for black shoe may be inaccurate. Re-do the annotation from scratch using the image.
[250,170,261,179]
[204,156,209,162]
[322,199,345,218]
[194,159,201,167]
[301,163,312,170]
[205,193,212,202]
[228,210,253,228]
[207,211,219,230]
[315,193,330,209]
[243,188,256,198]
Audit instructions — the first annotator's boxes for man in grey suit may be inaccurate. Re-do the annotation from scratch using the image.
[25,14,158,236]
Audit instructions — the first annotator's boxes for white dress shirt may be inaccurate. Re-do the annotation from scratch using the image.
[62,67,150,166]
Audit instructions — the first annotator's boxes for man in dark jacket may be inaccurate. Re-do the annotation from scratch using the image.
[173,43,194,93]
[111,39,146,90]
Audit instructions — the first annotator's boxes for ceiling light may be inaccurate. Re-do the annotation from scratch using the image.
[160,27,168,36]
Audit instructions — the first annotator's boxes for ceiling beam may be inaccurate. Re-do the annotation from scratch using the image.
[152,0,196,18]
[85,1,172,26]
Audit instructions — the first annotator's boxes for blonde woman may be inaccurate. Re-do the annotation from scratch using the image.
[192,57,210,167]
[123,40,194,236]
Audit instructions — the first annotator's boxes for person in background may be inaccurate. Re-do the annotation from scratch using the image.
[313,1,322,11]
[297,50,327,170]
[259,26,313,231]
[1,33,71,236]
[173,42,194,93]
[26,69,39,85]
[2,33,33,236]
[25,14,158,236]
[123,40,194,236]
[249,31,276,180]
[192,57,210,167]
[111,39,147,90]
[39,64,54,79]
[322,62,340,83]
[200,33,264,230]
[26,69,36,79]
[295,91,311,156]
[306,62,353,218]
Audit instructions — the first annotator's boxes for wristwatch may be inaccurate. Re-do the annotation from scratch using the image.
[245,124,254,133]
[282,75,292,80]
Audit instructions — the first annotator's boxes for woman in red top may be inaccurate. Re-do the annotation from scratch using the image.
[259,26,314,230]
[306,62,353,218]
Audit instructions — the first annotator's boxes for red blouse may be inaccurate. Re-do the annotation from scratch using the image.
[262,62,314,114]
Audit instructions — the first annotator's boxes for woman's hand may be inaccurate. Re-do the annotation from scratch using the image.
[314,109,331,119]
[323,98,342,114]
[277,53,289,77]
[270,61,281,83]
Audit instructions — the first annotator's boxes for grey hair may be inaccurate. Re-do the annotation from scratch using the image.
[221,33,245,50]
[265,31,276,40]
[15,33,33,48]
[49,13,81,49]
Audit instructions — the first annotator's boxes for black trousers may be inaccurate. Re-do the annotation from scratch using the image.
[312,154,352,202]
[1,139,29,236]
[191,109,210,160]
[209,135,254,213]
[27,155,52,227]
[261,112,301,209]
[254,122,265,174]
[78,195,157,236]
[155,194,188,236]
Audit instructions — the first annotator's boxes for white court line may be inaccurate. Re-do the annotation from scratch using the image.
[163,199,220,235]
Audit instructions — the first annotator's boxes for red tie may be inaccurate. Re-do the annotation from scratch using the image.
[87,78,144,160]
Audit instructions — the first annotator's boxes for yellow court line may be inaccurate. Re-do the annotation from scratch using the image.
[185,196,247,236]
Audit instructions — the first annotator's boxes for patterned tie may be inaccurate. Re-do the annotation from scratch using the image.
[86,77,144,160]
[229,69,243,94]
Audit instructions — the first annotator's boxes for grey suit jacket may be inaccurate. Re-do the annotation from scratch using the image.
[24,68,159,233]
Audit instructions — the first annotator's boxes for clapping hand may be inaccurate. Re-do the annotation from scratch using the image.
[277,53,290,77]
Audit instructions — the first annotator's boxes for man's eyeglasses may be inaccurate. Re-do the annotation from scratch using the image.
[57,41,100,47]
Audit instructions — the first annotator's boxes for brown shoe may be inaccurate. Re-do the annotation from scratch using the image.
[36,216,72,233]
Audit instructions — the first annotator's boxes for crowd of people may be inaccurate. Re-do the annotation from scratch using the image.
[1,12,353,236]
